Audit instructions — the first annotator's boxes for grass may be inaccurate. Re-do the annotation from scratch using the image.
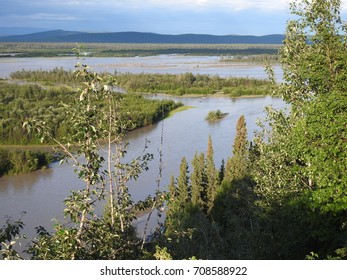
[165,106,196,119]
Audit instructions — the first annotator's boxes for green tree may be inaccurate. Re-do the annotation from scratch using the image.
[280,0,347,110]
[279,0,347,213]
[0,216,25,260]
[177,157,190,204]
[225,115,249,182]
[165,157,190,237]
[168,175,176,201]
[253,0,347,259]
[25,56,153,259]
[164,150,224,259]
[191,152,208,212]
[206,135,218,212]
[218,159,225,183]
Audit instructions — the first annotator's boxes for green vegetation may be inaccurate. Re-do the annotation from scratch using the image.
[1,0,347,261]
[165,105,195,118]
[205,109,228,121]
[220,54,280,63]
[10,67,80,86]
[0,80,180,146]
[24,60,152,260]
[225,115,248,181]
[0,69,180,177]
[116,72,271,97]
[9,68,271,97]
[0,81,72,145]
[0,42,280,57]
[0,149,52,176]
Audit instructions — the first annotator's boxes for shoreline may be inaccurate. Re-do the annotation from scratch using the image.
[0,94,281,151]
[143,91,280,99]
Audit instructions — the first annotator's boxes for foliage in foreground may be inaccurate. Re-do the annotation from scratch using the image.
[1,0,347,260]
[252,0,347,259]
[2,56,165,260]
[156,0,347,260]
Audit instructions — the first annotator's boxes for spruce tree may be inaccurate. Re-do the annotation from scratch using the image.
[191,152,208,212]
[219,159,225,184]
[176,157,190,204]
[206,135,218,212]
[165,160,190,237]
[225,115,249,182]
[168,175,177,202]
[165,175,177,235]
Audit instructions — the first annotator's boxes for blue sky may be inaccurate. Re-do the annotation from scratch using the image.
[1,0,347,35]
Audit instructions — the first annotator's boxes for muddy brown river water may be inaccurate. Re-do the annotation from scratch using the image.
[0,55,285,251]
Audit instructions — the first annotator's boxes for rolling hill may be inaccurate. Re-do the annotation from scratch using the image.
[0,30,284,44]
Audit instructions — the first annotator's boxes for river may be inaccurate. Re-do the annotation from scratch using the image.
[0,55,286,251]
[0,55,283,79]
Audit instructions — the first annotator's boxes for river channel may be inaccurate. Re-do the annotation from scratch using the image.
[0,55,286,248]
[0,55,283,79]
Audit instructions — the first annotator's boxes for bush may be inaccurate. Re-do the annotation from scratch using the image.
[0,149,52,176]
[205,110,228,121]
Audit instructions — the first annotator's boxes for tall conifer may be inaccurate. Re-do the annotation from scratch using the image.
[206,135,218,211]
[177,157,190,204]
[225,115,249,182]
[168,175,176,201]
[191,152,208,211]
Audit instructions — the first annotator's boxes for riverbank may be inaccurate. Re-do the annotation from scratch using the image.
[143,91,276,99]
[165,105,196,118]
[0,42,280,58]
[0,95,286,258]
[0,149,53,176]
[0,80,181,145]
[0,56,282,177]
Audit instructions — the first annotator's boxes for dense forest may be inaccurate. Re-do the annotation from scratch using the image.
[1,0,347,260]
[0,81,179,146]
[0,80,180,175]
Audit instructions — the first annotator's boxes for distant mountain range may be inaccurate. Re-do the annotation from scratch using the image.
[0,29,284,44]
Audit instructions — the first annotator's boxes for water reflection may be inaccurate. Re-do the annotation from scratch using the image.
[0,168,53,194]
